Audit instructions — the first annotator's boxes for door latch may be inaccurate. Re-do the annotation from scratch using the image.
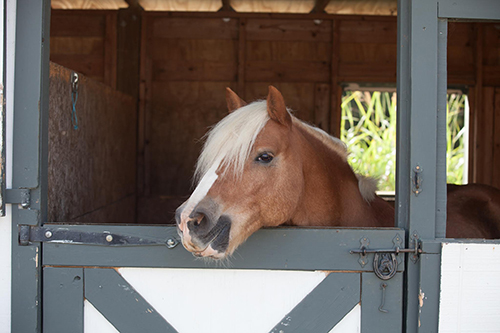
[350,234,422,280]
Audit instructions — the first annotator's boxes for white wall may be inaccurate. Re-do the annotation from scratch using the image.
[439,242,500,332]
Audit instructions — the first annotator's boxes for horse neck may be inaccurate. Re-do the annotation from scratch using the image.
[291,122,383,227]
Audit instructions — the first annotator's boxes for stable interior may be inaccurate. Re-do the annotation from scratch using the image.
[47,0,500,225]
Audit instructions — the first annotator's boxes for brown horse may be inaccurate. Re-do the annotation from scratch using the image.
[175,86,500,259]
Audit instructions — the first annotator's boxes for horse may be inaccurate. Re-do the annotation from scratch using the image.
[175,86,500,259]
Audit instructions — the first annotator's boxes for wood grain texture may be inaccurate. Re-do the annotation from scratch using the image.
[246,18,332,41]
[51,0,128,10]
[139,0,222,12]
[149,17,239,39]
[231,0,315,13]
[50,11,118,87]
[493,88,500,189]
[325,0,397,16]
[48,63,137,223]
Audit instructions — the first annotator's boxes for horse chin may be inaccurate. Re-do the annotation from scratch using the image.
[193,245,227,259]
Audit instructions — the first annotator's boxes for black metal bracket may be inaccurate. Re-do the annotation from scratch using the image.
[5,189,31,208]
[18,225,180,248]
[350,233,422,280]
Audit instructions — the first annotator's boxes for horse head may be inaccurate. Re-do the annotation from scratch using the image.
[175,86,392,259]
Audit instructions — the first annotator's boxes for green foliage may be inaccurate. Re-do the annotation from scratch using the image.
[340,91,467,192]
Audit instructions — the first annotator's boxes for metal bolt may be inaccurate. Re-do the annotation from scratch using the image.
[167,238,176,247]
[45,231,53,239]
[106,234,113,243]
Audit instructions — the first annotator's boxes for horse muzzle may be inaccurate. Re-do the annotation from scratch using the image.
[175,202,232,259]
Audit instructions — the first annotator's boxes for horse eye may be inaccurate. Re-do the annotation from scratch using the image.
[256,153,274,163]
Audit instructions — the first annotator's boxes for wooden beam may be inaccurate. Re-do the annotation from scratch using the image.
[219,0,235,12]
[330,19,341,137]
[311,0,331,13]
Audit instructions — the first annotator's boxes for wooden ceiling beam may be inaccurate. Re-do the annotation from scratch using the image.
[219,0,235,12]
[310,0,331,13]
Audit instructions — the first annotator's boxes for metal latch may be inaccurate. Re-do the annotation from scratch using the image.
[350,234,422,280]
[18,225,179,249]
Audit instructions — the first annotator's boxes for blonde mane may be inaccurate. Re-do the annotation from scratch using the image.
[195,100,377,202]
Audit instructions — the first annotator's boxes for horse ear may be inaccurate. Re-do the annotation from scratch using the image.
[267,86,291,127]
[226,87,247,113]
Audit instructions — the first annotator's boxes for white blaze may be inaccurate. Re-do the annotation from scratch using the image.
[179,163,219,233]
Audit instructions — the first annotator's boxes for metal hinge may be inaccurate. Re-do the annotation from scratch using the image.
[350,233,422,280]
[5,189,31,208]
[18,225,179,248]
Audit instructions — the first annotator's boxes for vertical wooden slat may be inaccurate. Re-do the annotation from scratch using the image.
[238,18,247,98]
[493,88,500,188]
[476,87,495,185]
[314,83,330,131]
[104,12,118,89]
[330,19,341,137]
[471,23,484,183]
[138,14,149,196]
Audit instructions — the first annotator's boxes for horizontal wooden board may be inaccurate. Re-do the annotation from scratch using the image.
[232,0,315,13]
[325,0,397,16]
[246,40,331,61]
[448,22,474,47]
[245,60,330,82]
[50,54,104,81]
[51,37,104,56]
[338,63,396,82]
[447,45,474,66]
[484,46,500,66]
[339,20,396,44]
[51,12,106,37]
[148,81,235,195]
[140,0,222,12]
[484,65,500,86]
[246,19,332,42]
[245,82,316,122]
[149,17,239,39]
[51,0,128,9]
[152,60,238,81]
[148,39,238,62]
[339,43,397,63]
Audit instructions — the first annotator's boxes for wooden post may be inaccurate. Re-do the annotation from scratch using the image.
[330,19,341,137]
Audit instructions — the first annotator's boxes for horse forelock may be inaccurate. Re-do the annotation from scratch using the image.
[194,100,271,184]
[194,99,377,202]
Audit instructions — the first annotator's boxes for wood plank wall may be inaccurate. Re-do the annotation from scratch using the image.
[49,10,500,223]
[51,10,117,87]
[48,63,137,223]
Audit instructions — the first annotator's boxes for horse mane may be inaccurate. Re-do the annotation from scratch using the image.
[195,100,378,202]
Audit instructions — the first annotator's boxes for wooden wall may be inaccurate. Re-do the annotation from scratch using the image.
[51,10,117,87]
[49,10,500,223]
[48,63,137,223]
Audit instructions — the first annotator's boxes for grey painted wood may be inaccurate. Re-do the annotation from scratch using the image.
[361,273,403,333]
[435,18,448,239]
[438,0,500,20]
[397,0,443,331]
[417,248,442,332]
[11,0,51,332]
[42,225,405,271]
[270,273,360,332]
[85,268,177,333]
[43,267,84,333]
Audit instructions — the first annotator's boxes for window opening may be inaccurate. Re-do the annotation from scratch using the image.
[341,88,469,193]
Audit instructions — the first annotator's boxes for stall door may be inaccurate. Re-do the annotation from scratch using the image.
[39,225,407,333]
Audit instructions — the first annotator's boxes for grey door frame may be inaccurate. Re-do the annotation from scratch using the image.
[397,0,500,332]
[9,0,500,332]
